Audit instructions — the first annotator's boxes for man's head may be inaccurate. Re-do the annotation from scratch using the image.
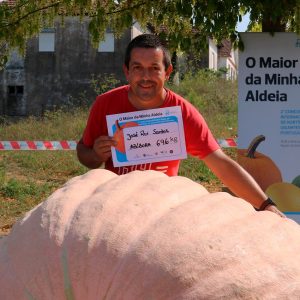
[124,34,171,71]
[123,33,173,110]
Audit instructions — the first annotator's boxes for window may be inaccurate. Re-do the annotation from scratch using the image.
[6,85,25,116]
[8,86,15,95]
[8,86,24,95]
[98,33,115,52]
[39,29,55,52]
[210,52,217,70]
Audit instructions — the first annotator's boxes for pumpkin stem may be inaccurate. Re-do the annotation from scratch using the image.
[115,120,121,130]
[246,135,266,158]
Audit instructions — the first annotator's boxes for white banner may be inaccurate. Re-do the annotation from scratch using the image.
[238,32,300,220]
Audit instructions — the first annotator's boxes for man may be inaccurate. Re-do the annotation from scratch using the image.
[77,33,285,217]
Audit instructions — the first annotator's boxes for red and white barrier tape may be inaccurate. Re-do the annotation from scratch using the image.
[216,138,237,148]
[0,139,237,150]
[0,141,78,150]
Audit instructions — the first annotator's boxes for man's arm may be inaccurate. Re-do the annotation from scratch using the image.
[203,149,285,217]
[76,136,117,169]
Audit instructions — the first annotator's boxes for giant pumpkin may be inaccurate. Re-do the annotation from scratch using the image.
[237,135,282,191]
[1,169,300,299]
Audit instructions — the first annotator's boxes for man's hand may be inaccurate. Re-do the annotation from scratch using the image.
[265,205,286,218]
[93,136,117,162]
[76,136,117,169]
[203,149,287,218]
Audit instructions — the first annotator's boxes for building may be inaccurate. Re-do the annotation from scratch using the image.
[0,17,145,116]
[208,38,238,80]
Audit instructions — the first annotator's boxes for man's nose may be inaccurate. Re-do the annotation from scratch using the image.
[141,68,150,79]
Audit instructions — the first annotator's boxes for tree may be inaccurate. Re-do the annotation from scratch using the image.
[0,0,300,68]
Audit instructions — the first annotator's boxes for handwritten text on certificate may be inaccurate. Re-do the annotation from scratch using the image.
[106,106,187,167]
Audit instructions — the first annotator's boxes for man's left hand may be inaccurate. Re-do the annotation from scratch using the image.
[265,205,286,218]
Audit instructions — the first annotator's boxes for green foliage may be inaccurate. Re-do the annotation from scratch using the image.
[90,73,121,96]
[167,69,238,137]
[1,1,300,69]
[61,73,121,108]
[248,0,300,32]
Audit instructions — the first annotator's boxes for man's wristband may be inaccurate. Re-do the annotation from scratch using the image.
[258,198,277,211]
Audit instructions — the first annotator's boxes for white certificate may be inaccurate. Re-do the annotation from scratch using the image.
[106,106,187,167]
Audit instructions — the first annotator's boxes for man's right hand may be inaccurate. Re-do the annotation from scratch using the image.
[76,136,117,169]
[92,136,117,162]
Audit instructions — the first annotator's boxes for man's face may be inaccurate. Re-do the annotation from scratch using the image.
[123,47,173,110]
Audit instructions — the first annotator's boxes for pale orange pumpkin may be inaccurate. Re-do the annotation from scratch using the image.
[1,169,300,299]
[237,135,282,191]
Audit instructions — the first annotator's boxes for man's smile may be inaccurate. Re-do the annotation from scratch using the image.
[138,81,155,89]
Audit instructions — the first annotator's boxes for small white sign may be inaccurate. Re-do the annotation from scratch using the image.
[106,106,187,167]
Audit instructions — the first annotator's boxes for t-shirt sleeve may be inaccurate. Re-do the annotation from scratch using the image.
[81,86,131,148]
[183,103,220,159]
[82,97,103,148]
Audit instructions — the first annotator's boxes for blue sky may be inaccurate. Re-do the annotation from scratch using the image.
[236,13,250,32]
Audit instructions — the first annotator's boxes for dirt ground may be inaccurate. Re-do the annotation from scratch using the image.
[0,224,11,237]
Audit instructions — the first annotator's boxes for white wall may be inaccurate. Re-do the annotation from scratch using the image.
[208,39,218,70]
[131,21,148,39]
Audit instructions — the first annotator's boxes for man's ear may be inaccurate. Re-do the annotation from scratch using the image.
[165,64,173,80]
[123,64,129,80]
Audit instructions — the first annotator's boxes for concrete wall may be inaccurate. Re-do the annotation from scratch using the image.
[0,17,143,116]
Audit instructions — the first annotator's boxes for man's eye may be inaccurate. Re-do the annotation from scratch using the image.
[153,67,161,71]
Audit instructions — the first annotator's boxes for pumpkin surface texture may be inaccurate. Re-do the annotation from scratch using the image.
[1,169,300,300]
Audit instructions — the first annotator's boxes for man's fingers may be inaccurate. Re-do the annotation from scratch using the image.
[95,136,117,148]
[92,136,117,162]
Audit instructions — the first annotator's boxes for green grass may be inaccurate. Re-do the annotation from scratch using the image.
[0,107,89,230]
[0,70,238,232]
